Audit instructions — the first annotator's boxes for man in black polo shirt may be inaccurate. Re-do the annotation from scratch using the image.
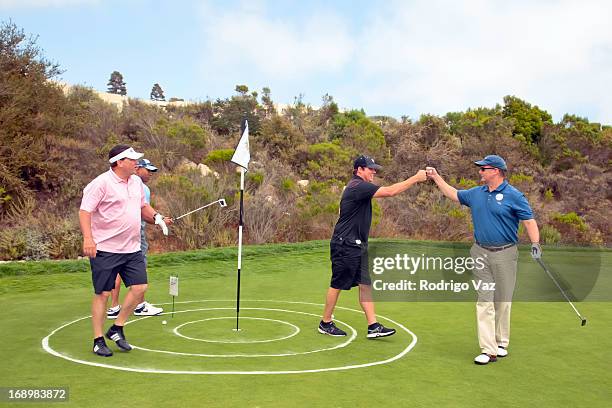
[319,155,427,338]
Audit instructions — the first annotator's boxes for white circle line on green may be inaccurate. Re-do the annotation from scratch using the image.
[127,307,356,357]
[41,300,418,375]
[173,317,300,344]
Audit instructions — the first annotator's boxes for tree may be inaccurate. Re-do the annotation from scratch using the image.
[150,83,165,101]
[329,109,388,161]
[261,86,275,116]
[502,95,552,144]
[257,116,306,162]
[0,21,64,213]
[235,84,249,96]
[107,70,127,95]
[0,21,102,218]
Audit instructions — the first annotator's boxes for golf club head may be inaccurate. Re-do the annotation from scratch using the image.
[581,319,587,326]
[218,199,227,208]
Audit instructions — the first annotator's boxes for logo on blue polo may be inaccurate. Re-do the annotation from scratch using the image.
[495,193,504,201]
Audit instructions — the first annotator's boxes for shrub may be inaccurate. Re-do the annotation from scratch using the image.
[552,212,587,232]
[330,109,388,161]
[0,227,27,260]
[153,172,233,249]
[296,180,342,239]
[540,225,561,244]
[204,149,234,165]
[509,173,534,184]
[280,178,296,193]
[47,219,82,259]
[451,177,479,189]
[448,208,467,219]
[167,119,208,149]
[544,188,554,202]
[305,142,352,181]
[247,172,264,188]
[0,227,49,261]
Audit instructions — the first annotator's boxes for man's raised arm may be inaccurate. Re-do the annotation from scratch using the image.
[373,170,427,198]
[426,167,459,202]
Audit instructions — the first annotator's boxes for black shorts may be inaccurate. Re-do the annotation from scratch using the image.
[329,240,371,290]
[90,251,147,294]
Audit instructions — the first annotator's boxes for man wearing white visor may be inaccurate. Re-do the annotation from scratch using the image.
[79,145,172,357]
[107,158,164,319]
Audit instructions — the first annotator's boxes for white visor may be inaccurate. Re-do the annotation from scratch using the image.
[108,147,144,163]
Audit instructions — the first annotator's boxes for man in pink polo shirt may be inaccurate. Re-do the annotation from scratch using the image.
[79,144,172,357]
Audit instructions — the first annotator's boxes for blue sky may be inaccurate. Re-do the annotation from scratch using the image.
[2,0,611,124]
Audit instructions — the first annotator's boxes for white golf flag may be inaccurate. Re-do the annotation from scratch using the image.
[169,276,179,297]
[231,120,250,170]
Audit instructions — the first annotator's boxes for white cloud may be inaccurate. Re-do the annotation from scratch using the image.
[0,0,98,9]
[356,0,612,121]
[195,0,611,122]
[197,1,355,79]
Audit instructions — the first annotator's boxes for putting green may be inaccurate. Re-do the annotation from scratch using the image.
[43,300,416,374]
[1,241,610,407]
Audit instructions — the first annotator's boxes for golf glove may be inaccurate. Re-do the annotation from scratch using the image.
[531,243,542,259]
[154,213,169,236]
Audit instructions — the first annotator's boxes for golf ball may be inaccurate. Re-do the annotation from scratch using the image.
[162,320,167,325]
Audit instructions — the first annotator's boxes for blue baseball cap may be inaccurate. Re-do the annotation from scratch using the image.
[353,155,382,170]
[474,155,507,171]
[137,158,158,172]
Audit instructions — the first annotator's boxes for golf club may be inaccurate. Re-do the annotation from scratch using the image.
[535,258,587,326]
[173,198,228,221]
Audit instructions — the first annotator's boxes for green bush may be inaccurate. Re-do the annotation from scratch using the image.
[544,188,554,202]
[305,142,352,181]
[154,172,231,249]
[0,227,49,261]
[552,212,587,232]
[451,177,479,189]
[330,109,388,160]
[448,208,467,219]
[204,149,234,165]
[0,227,27,260]
[247,172,264,187]
[540,225,561,244]
[167,119,208,149]
[280,178,296,193]
[47,219,82,259]
[509,173,534,184]
[204,149,234,169]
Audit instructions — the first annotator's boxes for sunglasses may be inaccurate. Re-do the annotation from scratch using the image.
[478,167,497,172]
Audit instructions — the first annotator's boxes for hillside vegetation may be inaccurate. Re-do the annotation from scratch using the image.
[1,22,610,260]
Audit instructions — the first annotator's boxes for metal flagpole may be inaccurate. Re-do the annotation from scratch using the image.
[236,167,245,331]
[230,118,249,332]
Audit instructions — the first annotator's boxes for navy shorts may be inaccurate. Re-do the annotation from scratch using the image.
[329,240,371,290]
[90,251,147,294]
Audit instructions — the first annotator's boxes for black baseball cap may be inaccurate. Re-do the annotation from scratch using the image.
[353,155,382,170]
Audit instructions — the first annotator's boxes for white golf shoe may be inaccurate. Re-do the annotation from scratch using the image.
[106,305,121,319]
[497,346,508,357]
[474,353,497,365]
[133,301,163,316]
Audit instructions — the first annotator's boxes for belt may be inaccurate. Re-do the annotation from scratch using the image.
[477,243,516,252]
[332,236,364,246]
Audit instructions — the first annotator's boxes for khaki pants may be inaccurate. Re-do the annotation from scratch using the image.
[470,244,518,355]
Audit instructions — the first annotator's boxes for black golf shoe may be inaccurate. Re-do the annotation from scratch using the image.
[366,322,396,339]
[93,338,113,357]
[105,325,132,351]
[318,320,347,337]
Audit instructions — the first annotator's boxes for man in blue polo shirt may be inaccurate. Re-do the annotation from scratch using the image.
[426,155,541,365]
